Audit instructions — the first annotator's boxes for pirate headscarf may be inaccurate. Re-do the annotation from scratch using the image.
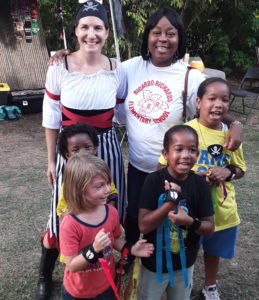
[73,1,109,28]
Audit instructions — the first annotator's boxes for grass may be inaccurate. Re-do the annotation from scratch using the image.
[0,104,259,300]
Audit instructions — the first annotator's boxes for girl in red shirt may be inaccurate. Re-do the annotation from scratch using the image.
[60,153,154,299]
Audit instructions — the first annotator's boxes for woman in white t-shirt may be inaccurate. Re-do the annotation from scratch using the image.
[115,8,242,257]
[49,7,243,273]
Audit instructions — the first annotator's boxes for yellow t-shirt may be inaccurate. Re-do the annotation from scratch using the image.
[159,119,246,232]
[57,181,118,263]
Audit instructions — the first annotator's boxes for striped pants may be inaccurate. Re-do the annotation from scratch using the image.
[46,127,126,240]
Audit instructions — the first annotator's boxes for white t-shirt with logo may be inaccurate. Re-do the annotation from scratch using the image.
[116,56,205,173]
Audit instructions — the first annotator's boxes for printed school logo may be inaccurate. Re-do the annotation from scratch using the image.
[139,90,169,115]
[129,80,173,124]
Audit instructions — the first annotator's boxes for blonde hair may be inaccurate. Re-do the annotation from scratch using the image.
[63,153,111,215]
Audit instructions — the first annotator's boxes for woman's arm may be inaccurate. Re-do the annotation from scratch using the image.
[43,63,63,188]
[45,128,58,188]
[222,114,243,151]
[47,49,71,66]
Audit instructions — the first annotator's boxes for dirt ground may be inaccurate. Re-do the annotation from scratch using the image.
[0,108,259,299]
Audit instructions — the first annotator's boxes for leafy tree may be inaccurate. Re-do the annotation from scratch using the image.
[38,0,78,52]
[38,0,212,59]
[38,0,258,75]
[186,0,259,74]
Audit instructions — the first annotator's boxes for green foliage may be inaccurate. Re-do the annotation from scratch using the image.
[120,0,160,59]
[118,0,212,60]
[187,0,259,74]
[213,35,229,66]
[38,0,258,75]
[38,1,59,51]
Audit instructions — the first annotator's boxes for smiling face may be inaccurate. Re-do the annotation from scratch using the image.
[83,174,111,208]
[163,131,199,180]
[75,16,109,54]
[148,16,179,67]
[197,82,230,130]
[65,133,97,160]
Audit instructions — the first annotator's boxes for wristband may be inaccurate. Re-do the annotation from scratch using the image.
[81,243,103,264]
[226,165,236,181]
[186,217,201,232]
[165,189,183,205]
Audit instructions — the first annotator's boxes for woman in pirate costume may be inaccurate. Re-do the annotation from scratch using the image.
[35,2,127,299]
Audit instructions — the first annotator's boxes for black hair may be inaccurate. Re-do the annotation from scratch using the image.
[58,123,99,159]
[197,77,231,99]
[141,8,186,61]
[163,125,198,152]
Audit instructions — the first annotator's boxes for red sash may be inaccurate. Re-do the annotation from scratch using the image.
[61,105,113,128]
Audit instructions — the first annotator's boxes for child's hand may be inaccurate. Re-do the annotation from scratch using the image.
[195,170,207,177]
[195,170,217,186]
[168,206,193,227]
[208,167,231,184]
[205,176,215,187]
[93,228,111,253]
[164,180,182,193]
[131,240,154,258]
[195,170,215,186]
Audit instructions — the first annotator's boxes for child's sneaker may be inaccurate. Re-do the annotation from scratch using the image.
[201,285,220,300]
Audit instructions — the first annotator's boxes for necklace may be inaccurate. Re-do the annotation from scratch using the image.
[196,119,224,158]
